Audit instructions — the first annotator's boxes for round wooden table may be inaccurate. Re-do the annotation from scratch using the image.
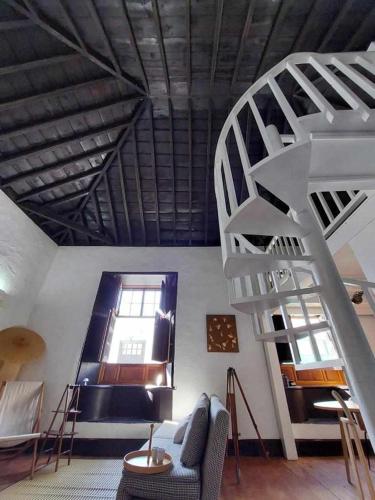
[314,400,360,413]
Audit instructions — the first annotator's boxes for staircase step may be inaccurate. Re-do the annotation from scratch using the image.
[224,253,312,278]
[224,196,304,237]
[250,142,311,211]
[256,321,330,342]
[230,285,321,314]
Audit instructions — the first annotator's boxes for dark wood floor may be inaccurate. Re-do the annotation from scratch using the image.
[1,455,373,499]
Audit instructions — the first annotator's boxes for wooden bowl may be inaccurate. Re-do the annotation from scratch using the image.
[123,450,172,474]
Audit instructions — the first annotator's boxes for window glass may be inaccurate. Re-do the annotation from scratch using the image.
[296,336,316,363]
[315,330,339,361]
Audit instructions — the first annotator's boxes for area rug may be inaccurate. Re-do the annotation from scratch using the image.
[0,459,123,499]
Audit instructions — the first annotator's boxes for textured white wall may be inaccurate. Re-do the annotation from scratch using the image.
[0,192,56,330]
[25,246,280,439]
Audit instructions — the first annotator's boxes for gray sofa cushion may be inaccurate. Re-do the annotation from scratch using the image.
[201,395,229,500]
[180,393,210,467]
[116,438,200,500]
[173,414,191,444]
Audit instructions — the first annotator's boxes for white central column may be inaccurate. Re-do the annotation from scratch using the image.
[295,206,375,449]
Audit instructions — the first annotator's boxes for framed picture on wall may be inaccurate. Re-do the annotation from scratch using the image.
[206,315,239,352]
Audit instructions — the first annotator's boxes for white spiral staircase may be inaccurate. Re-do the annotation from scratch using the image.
[215,48,375,447]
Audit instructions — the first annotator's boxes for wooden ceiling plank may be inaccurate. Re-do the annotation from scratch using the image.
[85,0,122,75]
[343,3,375,51]
[288,0,318,54]
[21,202,112,243]
[148,101,161,244]
[253,0,288,81]
[0,75,114,113]
[151,0,170,94]
[0,120,130,167]
[15,166,102,202]
[168,99,177,244]
[103,171,119,244]
[204,100,212,245]
[210,0,224,91]
[1,143,114,187]
[188,98,193,245]
[0,19,34,30]
[45,188,90,208]
[4,0,145,94]
[57,0,87,50]
[117,150,133,244]
[317,0,353,52]
[0,95,142,142]
[120,0,149,92]
[0,52,81,76]
[185,0,191,95]
[231,0,256,89]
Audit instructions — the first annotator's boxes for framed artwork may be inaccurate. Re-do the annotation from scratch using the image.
[206,315,239,352]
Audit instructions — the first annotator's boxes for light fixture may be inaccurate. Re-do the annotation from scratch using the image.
[351,290,364,305]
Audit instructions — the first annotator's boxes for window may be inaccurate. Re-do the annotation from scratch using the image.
[291,315,339,363]
[107,288,162,364]
[118,289,161,317]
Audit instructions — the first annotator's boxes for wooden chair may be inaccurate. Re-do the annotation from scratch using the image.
[332,390,375,499]
[0,381,44,479]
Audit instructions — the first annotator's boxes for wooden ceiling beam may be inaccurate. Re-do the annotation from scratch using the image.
[0,75,114,113]
[57,0,86,51]
[4,0,145,94]
[0,52,81,76]
[1,143,114,187]
[0,95,142,142]
[56,100,147,244]
[103,171,119,244]
[85,0,122,75]
[204,100,212,245]
[78,99,147,212]
[120,0,149,92]
[168,99,177,244]
[132,127,146,245]
[210,0,224,91]
[343,3,375,51]
[117,151,132,244]
[231,0,256,90]
[21,202,112,243]
[0,120,130,167]
[92,190,104,233]
[148,102,161,244]
[15,165,102,202]
[151,0,170,94]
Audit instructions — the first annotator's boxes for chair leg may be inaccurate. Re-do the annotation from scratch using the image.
[340,418,351,484]
[30,440,38,480]
[352,428,375,499]
[343,422,365,499]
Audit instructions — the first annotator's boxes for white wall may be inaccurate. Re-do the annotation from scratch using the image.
[24,246,280,440]
[0,191,56,330]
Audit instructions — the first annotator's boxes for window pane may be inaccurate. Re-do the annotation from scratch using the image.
[119,291,132,315]
[296,336,316,363]
[144,290,156,303]
[143,303,156,316]
[132,291,143,303]
[315,330,339,361]
[130,302,142,316]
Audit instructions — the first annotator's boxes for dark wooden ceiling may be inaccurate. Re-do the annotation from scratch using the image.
[0,0,374,246]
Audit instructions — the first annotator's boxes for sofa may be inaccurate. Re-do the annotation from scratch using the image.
[116,394,229,500]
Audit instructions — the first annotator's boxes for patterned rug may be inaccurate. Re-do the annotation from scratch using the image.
[0,459,123,499]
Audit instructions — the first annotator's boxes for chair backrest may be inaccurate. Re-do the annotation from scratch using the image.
[201,395,229,500]
[0,381,43,437]
[331,390,356,423]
